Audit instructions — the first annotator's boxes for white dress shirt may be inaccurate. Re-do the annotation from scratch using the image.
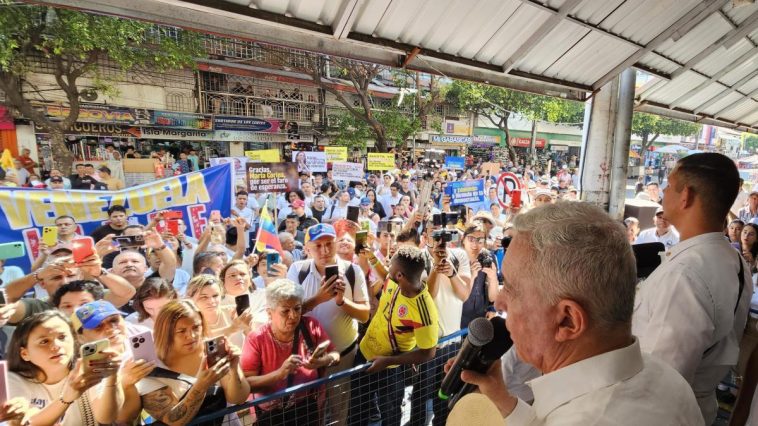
[634,226,680,249]
[504,339,703,425]
[632,232,752,425]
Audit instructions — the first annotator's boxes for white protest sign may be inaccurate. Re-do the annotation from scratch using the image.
[332,162,364,182]
[292,151,327,173]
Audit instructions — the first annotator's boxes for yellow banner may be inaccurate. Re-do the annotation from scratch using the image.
[367,153,396,171]
[245,149,280,162]
[325,146,348,162]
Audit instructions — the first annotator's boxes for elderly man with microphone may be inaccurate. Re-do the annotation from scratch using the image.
[446,202,703,425]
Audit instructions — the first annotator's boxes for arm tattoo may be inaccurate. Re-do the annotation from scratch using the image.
[142,388,174,422]
[166,387,206,424]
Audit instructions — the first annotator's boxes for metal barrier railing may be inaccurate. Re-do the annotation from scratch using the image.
[185,328,469,426]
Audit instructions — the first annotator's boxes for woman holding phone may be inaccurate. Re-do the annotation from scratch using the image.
[220,259,269,335]
[6,311,122,426]
[138,300,250,426]
[186,274,252,348]
[241,279,338,425]
[251,250,288,289]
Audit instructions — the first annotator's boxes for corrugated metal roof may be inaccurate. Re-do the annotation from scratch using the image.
[28,0,758,132]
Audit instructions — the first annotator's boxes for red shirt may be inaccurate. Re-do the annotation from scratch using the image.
[241,316,332,408]
[17,155,35,173]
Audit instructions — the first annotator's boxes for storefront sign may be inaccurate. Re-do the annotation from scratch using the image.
[332,162,364,182]
[149,111,213,130]
[444,118,471,136]
[431,134,472,144]
[0,165,233,271]
[444,179,485,206]
[292,151,327,173]
[245,149,280,163]
[325,146,348,162]
[213,131,275,142]
[214,116,281,133]
[510,137,546,148]
[246,163,298,194]
[473,135,500,144]
[138,127,213,140]
[367,153,396,171]
[34,122,137,137]
[42,104,136,124]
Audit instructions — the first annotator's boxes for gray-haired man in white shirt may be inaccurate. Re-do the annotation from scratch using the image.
[456,202,702,425]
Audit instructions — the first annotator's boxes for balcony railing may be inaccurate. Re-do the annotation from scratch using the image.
[200,91,319,122]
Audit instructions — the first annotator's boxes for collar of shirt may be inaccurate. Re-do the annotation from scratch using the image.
[663,232,725,262]
[528,338,643,420]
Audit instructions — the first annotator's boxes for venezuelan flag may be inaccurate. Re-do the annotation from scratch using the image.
[255,207,284,255]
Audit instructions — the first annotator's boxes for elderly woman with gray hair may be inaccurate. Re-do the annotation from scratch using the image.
[240,279,338,425]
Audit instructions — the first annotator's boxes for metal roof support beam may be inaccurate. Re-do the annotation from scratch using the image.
[502,0,585,73]
[518,0,679,77]
[27,0,589,100]
[734,96,758,123]
[635,101,758,133]
[592,0,730,91]
[667,47,758,107]
[639,9,758,101]
[713,86,758,118]
[693,68,758,114]
[332,0,360,39]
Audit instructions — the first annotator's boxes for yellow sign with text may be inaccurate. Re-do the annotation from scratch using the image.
[325,147,348,162]
[245,149,280,163]
[367,153,396,171]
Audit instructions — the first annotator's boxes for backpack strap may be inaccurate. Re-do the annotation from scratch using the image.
[345,263,356,292]
[297,261,312,285]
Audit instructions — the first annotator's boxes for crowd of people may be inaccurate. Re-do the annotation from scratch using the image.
[0,150,756,426]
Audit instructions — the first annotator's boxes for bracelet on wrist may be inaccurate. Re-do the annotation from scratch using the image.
[59,396,74,406]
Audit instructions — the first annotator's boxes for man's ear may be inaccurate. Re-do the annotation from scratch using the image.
[681,185,696,209]
[554,299,588,343]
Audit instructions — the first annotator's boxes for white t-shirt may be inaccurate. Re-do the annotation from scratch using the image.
[634,227,680,249]
[287,258,368,352]
[125,313,155,330]
[431,247,471,337]
[221,289,268,345]
[8,371,97,426]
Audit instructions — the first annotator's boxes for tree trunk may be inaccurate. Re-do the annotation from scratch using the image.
[49,127,74,174]
[374,134,388,153]
[503,120,517,166]
[529,119,538,165]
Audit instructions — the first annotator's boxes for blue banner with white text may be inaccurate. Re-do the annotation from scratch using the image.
[445,179,485,206]
[0,164,234,272]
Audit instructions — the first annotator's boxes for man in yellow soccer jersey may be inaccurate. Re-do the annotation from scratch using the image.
[347,246,439,426]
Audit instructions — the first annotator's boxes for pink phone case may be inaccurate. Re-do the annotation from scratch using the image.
[130,331,159,364]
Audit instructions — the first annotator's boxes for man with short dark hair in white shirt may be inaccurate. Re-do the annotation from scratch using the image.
[633,153,752,425]
[457,202,702,425]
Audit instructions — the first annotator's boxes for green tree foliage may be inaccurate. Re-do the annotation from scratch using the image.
[742,132,758,153]
[327,99,421,151]
[0,4,204,172]
[446,80,583,164]
[632,112,702,153]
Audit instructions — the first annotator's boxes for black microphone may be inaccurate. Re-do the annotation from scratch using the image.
[439,316,513,408]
